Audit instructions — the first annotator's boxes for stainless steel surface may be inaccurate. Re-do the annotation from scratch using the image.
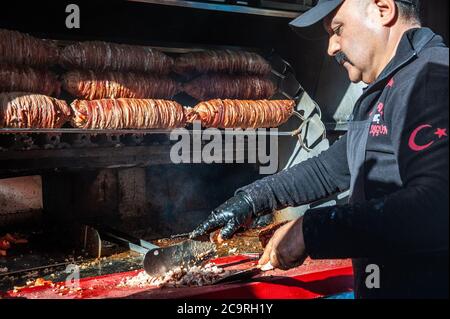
[128,0,303,18]
[143,239,216,276]
[85,225,159,256]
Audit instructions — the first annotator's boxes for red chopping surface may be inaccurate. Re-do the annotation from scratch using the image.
[3,257,353,299]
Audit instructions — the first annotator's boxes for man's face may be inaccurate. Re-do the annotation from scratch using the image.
[324,0,386,84]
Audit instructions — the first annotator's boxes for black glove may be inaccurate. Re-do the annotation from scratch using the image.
[189,192,258,240]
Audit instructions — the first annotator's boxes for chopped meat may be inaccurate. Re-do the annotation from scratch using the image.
[118,264,230,288]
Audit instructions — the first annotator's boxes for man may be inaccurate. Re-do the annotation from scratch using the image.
[191,0,448,299]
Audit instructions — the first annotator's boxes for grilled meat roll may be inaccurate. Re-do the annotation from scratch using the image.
[183,74,276,100]
[186,99,294,129]
[0,93,71,128]
[0,67,61,97]
[174,50,272,76]
[60,41,173,73]
[0,29,58,68]
[63,70,180,100]
[71,98,186,129]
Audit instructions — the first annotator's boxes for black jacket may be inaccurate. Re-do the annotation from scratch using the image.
[238,28,449,299]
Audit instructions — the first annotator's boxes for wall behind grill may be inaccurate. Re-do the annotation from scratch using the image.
[0,176,43,231]
[41,164,260,238]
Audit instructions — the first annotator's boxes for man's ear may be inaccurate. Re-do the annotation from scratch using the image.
[373,0,397,26]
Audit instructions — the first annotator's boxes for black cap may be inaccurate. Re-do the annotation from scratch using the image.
[289,0,418,40]
[289,0,343,39]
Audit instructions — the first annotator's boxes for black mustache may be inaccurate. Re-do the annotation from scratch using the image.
[335,52,353,66]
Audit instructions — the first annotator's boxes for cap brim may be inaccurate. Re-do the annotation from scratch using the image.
[289,0,343,40]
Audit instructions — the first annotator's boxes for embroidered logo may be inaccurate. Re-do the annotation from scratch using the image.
[408,125,448,152]
[370,103,388,137]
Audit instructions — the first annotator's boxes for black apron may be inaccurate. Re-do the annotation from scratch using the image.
[345,29,436,298]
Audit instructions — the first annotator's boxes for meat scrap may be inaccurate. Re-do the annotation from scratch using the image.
[0,66,61,97]
[60,41,173,74]
[174,50,272,76]
[13,278,54,293]
[0,93,71,128]
[0,239,10,256]
[0,29,59,68]
[186,99,294,129]
[183,74,276,101]
[118,264,229,289]
[62,70,180,100]
[0,233,28,257]
[70,98,186,129]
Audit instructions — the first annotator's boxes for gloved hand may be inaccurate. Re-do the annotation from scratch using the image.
[189,192,260,242]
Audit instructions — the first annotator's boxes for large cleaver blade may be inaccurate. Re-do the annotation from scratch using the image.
[143,238,216,277]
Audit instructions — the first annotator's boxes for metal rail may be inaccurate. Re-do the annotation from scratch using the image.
[128,0,304,18]
[0,128,302,136]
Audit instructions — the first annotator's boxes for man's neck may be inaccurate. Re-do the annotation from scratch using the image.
[376,23,422,79]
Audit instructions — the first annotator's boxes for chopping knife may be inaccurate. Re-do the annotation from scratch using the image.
[143,234,217,277]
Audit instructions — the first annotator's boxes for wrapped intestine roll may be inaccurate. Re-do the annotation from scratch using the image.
[70,98,186,129]
[186,99,294,129]
[174,50,272,76]
[0,29,59,68]
[0,93,71,128]
[183,74,276,100]
[63,70,180,100]
[0,67,61,97]
[60,41,174,74]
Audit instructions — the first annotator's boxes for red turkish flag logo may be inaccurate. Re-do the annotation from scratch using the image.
[409,125,448,152]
